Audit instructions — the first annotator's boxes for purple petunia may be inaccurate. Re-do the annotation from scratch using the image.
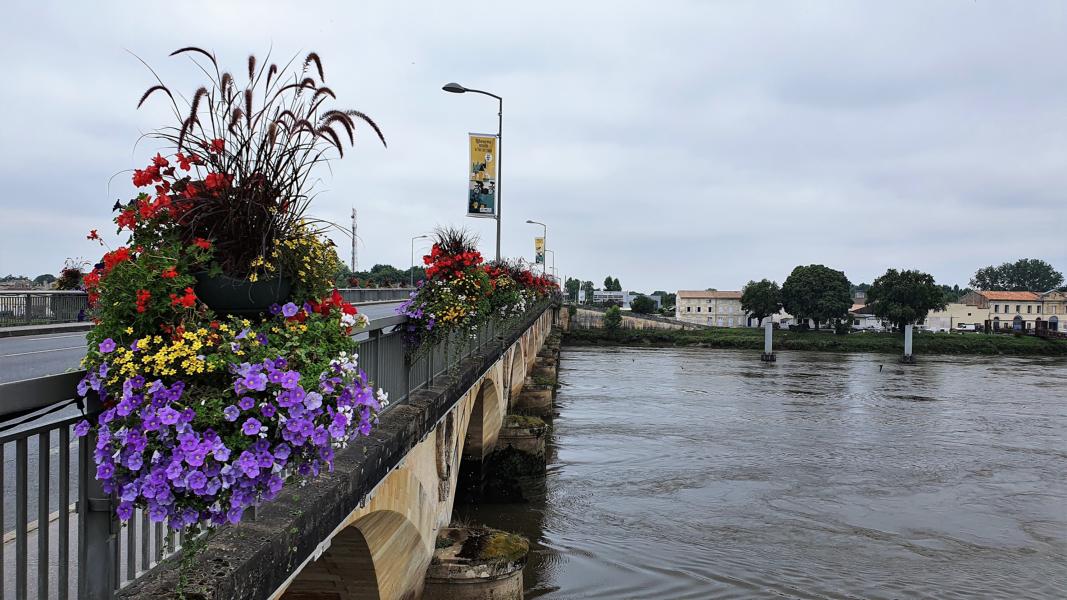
[241,418,263,436]
[74,420,90,437]
[256,332,269,346]
[223,405,239,422]
[268,303,282,316]
[281,302,298,318]
[98,338,116,354]
[237,396,255,410]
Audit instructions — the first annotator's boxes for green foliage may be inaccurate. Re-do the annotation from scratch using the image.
[564,277,581,302]
[581,280,595,304]
[970,258,1064,291]
[347,263,425,287]
[781,265,852,330]
[629,294,656,314]
[741,279,782,324]
[565,327,1067,356]
[34,274,56,285]
[868,269,947,330]
[603,305,623,331]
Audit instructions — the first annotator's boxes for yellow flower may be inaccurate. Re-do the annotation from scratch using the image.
[125,327,134,334]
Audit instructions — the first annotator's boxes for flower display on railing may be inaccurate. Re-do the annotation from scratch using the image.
[75,47,387,531]
[398,227,559,353]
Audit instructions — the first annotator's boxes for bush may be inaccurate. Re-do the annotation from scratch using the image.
[603,306,622,331]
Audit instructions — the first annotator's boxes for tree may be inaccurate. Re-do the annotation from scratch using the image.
[603,305,622,331]
[581,280,595,304]
[868,269,947,330]
[970,259,1064,291]
[564,277,581,302]
[604,276,614,290]
[629,294,656,314]
[741,279,782,325]
[781,264,852,330]
[612,277,622,291]
[34,274,56,286]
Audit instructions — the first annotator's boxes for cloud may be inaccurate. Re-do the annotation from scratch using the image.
[1,0,1064,291]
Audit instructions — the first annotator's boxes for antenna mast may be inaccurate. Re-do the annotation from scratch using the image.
[350,207,357,272]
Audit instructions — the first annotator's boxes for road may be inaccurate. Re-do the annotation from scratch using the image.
[0,301,402,384]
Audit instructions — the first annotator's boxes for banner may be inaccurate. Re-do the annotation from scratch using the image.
[534,237,545,264]
[468,133,497,218]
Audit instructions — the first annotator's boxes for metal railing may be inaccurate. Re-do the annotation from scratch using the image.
[0,292,90,327]
[0,300,552,598]
[0,289,414,329]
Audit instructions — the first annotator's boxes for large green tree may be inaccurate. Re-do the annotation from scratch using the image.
[34,274,56,286]
[564,277,581,302]
[868,269,947,330]
[581,280,595,304]
[603,276,614,290]
[629,294,656,314]
[603,305,623,331]
[970,259,1063,291]
[781,265,852,330]
[741,279,782,325]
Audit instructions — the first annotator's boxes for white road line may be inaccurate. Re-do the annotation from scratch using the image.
[7,333,88,342]
[1,346,85,358]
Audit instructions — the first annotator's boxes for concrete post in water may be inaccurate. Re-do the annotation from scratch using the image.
[901,323,916,364]
[760,318,776,362]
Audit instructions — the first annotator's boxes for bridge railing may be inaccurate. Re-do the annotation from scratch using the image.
[0,298,553,598]
[0,288,414,328]
[0,291,90,327]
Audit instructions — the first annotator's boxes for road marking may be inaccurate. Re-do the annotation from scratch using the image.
[7,333,88,342]
[0,346,85,358]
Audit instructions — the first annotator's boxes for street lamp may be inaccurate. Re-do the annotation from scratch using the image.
[442,82,503,262]
[545,249,557,281]
[525,219,546,275]
[410,234,429,287]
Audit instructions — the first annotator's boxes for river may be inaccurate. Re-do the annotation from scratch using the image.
[455,346,1067,599]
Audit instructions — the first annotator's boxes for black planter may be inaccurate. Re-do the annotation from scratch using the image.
[193,273,291,317]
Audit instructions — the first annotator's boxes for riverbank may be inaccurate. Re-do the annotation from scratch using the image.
[564,326,1067,356]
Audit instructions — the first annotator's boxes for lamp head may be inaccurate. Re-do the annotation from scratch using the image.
[442,82,467,94]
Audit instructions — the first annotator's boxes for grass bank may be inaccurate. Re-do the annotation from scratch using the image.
[564,327,1067,356]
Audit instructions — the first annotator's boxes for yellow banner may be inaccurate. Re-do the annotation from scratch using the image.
[534,237,545,264]
[468,134,497,217]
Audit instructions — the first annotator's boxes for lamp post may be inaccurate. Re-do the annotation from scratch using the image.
[525,219,547,275]
[410,234,429,287]
[545,249,557,281]
[442,82,503,262]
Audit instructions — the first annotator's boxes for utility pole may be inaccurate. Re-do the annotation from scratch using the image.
[356,204,364,271]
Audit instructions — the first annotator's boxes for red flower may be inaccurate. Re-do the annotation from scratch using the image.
[207,138,225,154]
[192,237,212,249]
[116,209,137,230]
[86,229,99,240]
[169,287,197,308]
[151,153,169,168]
[204,172,232,192]
[135,289,151,313]
[102,247,131,271]
[161,266,178,279]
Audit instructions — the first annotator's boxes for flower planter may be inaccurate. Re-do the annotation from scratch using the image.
[194,272,291,316]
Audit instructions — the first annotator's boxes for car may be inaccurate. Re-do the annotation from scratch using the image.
[955,323,977,332]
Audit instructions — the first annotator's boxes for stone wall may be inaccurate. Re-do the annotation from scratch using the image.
[572,306,710,331]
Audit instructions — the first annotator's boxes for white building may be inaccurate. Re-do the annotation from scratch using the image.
[675,290,748,327]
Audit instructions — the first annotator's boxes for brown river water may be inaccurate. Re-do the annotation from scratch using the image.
[455,346,1067,599]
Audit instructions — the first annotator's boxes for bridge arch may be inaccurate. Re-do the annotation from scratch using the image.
[463,376,503,462]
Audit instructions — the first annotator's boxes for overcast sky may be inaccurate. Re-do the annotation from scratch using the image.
[2,1,1065,292]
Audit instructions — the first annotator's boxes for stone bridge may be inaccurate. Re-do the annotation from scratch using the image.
[121,304,560,600]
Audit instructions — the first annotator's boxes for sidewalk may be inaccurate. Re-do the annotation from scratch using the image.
[0,323,93,338]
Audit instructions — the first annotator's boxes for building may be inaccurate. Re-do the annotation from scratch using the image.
[956,290,1044,332]
[675,290,747,327]
[1039,291,1066,332]
[925,302,985,332]
[848,304,889,331]
[589,290,663,311]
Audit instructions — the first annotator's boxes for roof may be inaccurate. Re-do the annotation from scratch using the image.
[978,291,1039,301]
[677,290,742,299]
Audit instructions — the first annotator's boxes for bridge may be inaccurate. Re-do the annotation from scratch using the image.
[0,296,562,599]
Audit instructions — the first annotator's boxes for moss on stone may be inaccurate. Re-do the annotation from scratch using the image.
[504,414,545,429]
[457,527,529,564]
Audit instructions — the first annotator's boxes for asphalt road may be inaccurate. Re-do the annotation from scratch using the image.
[0,301,402,384]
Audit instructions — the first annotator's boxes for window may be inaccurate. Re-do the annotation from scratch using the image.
[994,305,999,313]
[1027,305,1032,314]
[717,318,724,326]
[1037,305,1041,314]
[1016,305,1021,313]
[696,306,701,313]
[685,306,691,312]
[854,319,860,326]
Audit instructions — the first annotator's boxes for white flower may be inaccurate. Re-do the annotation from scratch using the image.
[376,388,389,407]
